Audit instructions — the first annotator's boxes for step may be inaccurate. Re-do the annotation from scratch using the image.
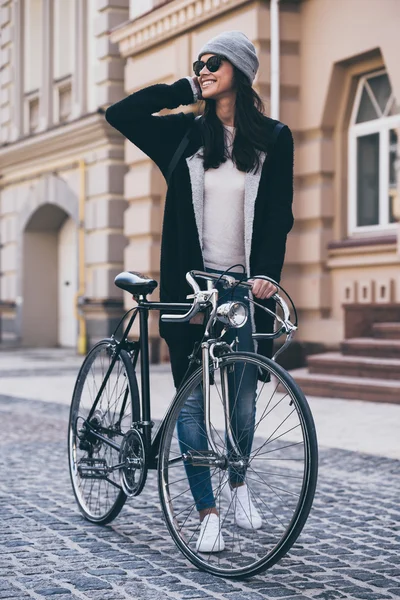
[307,352,400,380]
[289,368,400,404]
[372,322,400,340]
[341,338,400,359]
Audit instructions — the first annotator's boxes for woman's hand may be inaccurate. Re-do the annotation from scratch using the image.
[248,278,277,300]
[192,76,203,100]
[189,312,204,325]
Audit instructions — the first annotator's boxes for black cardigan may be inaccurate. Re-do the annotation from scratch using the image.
[105,78,294,369]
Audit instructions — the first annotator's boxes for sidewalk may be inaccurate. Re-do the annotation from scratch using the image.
[0,346,399,459]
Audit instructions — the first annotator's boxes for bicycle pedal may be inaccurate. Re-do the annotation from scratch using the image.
[77,458,108,479]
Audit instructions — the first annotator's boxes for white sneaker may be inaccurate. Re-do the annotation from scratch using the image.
[195,513,225,553]
[219,475,233,503]
[220,478,263,530]
[233,484,263,530]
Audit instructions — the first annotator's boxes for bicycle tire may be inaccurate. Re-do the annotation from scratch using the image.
[68,338,140,525]
[158,351,318,578]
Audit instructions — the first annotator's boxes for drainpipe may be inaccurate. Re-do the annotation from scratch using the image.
[76,159,87,355]
[270,0,280,120]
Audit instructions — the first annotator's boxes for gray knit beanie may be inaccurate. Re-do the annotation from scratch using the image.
[198,30,259,84]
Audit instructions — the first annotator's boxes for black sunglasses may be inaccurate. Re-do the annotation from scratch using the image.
[193,55,224,77]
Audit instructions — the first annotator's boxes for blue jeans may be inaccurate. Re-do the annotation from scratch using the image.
[176,268,258,511]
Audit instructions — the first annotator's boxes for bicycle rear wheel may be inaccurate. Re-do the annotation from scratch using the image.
[68,339,140,525]
[158,351,318,578]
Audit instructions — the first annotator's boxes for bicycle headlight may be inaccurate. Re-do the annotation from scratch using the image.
[216,302,248,328]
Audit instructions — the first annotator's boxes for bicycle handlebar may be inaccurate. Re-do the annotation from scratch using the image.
[160,271,218,323]
[161,270,295,327]
[159,269,298,362]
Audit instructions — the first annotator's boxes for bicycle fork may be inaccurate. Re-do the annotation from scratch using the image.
[201,341,241,458]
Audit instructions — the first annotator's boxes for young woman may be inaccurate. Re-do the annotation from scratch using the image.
[106,30,294,553]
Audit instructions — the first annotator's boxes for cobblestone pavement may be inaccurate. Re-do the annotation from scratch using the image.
[1,393,399,600]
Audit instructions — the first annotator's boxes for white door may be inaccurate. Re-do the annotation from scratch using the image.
[58,217,78,347]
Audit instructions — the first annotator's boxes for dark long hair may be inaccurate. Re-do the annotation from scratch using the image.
[200,65,268,173]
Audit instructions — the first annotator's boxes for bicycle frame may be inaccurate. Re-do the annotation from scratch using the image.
[84,295,195,470]
[81,272,297,475]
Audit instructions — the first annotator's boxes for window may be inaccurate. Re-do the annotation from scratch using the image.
[23,0,43,93]
[28,96,39,133]
[52,0,74,124]
[53,0,74,80]
[58,84,72,122]
[348,71,400,234]
[23,0,43,134]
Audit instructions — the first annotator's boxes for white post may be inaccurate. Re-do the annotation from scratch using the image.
[270,0,280,120]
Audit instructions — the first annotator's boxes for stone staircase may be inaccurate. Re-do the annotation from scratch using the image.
[290,321,400,404]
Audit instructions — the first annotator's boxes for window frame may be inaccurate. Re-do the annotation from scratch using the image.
[348,70,400,235]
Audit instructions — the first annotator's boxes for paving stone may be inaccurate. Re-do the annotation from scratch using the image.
[313,592,348,600]
[87,568,127,576]
[34,588,72,596]
[224,594,265,600]
[253,588,297,597]
[177,593,213,599]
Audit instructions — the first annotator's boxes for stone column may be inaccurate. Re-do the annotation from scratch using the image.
[83,0,129,347]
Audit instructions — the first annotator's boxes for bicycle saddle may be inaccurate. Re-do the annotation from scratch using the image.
[114,271,158,296]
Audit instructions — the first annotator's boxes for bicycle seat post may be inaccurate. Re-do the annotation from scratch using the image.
[138,295,152,453]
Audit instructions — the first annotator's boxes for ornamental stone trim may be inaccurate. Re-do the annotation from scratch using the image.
[17,174,79,234]
[110,0,252,57]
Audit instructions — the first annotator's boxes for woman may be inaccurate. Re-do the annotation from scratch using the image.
[105,30,294,553]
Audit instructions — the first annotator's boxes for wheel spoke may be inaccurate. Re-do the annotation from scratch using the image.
[158,352,317,577]
[68,342,138,524]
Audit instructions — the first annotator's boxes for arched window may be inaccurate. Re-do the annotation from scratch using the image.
[348,70,400,234]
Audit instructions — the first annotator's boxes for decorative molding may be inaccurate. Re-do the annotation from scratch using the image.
[111,0,252,57]
[0,113,120,180]
[18,173,79,234]
[328,235,397,251]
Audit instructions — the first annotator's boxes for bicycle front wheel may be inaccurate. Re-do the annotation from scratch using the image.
[158,351,318,578]
[68,339,140,525]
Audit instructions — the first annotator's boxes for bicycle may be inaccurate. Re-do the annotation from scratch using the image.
[68,268,318,578]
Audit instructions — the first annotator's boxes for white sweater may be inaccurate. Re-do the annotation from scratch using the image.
[203,125,246,271]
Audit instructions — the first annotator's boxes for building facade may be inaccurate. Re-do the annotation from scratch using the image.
[1,0,399,384]
[0,0,130,349]
[109,0,400,370]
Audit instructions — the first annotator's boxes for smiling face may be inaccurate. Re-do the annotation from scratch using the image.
[198,54,236,100]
